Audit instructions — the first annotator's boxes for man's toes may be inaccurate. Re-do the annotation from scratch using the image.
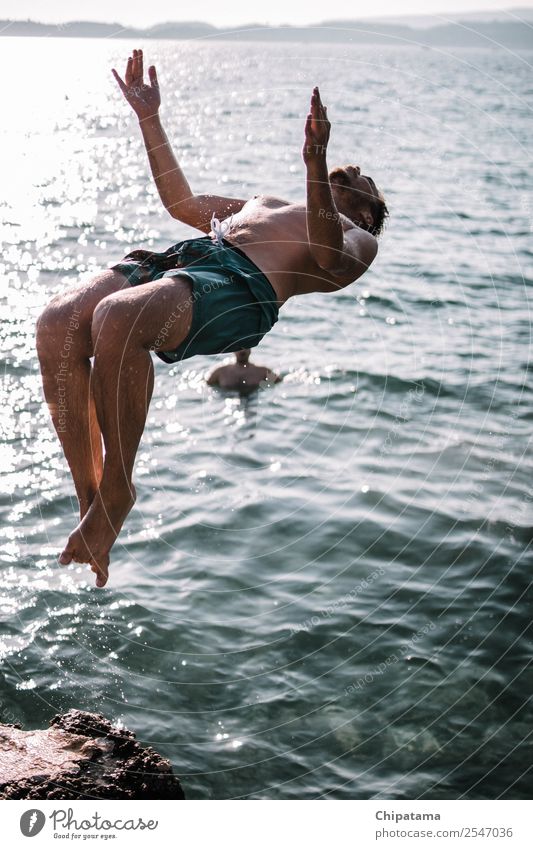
[90,560,109,588]
[60,533,87,564]
[59,544,74,565]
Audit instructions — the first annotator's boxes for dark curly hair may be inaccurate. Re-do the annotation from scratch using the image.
[329,168,388,237]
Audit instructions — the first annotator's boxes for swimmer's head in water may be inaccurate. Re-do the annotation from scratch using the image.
[329,165,388,237]
[235,348,251,364]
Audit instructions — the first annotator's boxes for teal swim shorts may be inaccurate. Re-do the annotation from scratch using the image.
[111,236,279,363]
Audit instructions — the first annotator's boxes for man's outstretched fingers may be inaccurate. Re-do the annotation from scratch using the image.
[148,65,158,87]
[132,48,143,82]
[125,55,133,86]
[312,87,327,118]
[311,90,321,121]
[112,68,127,94]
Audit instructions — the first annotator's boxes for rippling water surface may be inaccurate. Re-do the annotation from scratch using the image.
[1,37,532,799]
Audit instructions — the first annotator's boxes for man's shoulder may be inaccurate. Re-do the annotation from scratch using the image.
[219,363,238,376]
[254,365,280,383]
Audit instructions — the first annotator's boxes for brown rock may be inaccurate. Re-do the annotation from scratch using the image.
[0,710,185,799]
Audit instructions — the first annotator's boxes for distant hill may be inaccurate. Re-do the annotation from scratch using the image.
[0,13,532,48]
[363,6,533,28]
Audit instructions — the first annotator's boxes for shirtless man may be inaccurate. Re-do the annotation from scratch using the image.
[207,349,281,393]
[36,49,387,588]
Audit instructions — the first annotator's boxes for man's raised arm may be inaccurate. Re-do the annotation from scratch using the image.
[303,87,377,283]
[112,49,246,232]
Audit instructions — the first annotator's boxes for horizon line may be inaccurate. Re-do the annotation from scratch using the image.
[2,5,533,30]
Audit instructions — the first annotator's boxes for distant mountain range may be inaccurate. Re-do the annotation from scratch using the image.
[1,9,532,48]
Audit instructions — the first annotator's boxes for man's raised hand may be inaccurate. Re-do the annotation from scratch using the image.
[112,48,161,121]
[303,86,331,166]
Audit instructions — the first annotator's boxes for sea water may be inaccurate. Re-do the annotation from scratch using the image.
[0,37,531,799]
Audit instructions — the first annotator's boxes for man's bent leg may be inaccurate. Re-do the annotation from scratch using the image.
[59,274,194,587]
[36,270,131,517]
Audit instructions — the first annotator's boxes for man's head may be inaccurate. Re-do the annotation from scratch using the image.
[329,165,388,236]
[235,348,251,364]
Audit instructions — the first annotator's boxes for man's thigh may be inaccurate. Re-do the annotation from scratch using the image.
[46,269,130,326]
[94,273,194,352]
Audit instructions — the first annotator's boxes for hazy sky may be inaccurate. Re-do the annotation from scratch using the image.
[2,0,532,27]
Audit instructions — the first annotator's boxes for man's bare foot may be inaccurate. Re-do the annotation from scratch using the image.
[59,483,136,587]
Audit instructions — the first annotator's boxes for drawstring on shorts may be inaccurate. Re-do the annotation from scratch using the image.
[209,213,233,246]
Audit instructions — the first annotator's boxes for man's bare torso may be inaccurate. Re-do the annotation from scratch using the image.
[224,195,355,304]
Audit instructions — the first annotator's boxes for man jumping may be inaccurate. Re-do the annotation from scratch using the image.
[36,49,388,587]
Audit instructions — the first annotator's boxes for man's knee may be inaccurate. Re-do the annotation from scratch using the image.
[37,271,128,360]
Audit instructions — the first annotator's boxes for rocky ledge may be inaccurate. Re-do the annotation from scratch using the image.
[0,710,185,799]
